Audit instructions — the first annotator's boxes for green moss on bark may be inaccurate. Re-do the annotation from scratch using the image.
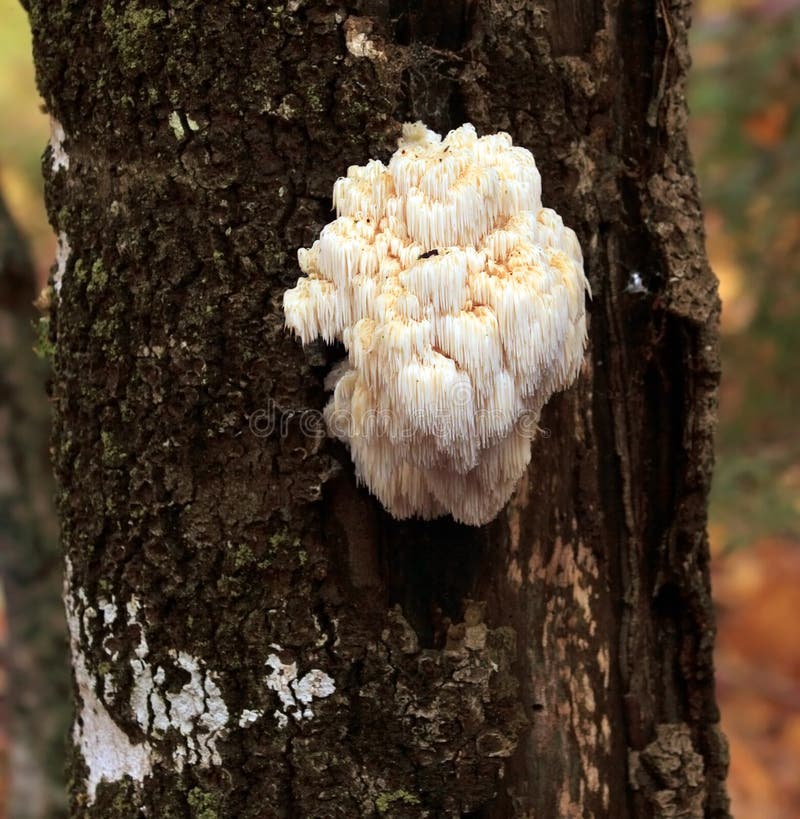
[101,3,167,76]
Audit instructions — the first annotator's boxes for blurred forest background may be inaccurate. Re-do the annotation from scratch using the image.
[0,0,798,816]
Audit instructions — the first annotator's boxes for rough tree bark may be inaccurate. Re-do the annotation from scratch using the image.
[27,0,727,816]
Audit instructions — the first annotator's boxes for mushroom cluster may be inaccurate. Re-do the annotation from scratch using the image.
[283,122,589,526]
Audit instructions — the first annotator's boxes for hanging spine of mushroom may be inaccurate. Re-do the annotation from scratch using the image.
[283,122,589,526]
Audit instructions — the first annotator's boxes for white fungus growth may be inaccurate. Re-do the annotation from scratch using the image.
[283,122,589,526]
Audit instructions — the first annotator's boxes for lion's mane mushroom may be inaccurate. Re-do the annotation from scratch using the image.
[283,122,589,526]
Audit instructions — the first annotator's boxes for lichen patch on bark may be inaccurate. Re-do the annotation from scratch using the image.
[64,561,153,806]
[64,577,249,805]
[48,117,69,172]
[264,646,336,726]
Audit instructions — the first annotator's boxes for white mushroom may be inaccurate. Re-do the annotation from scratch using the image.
[283,122,589,526]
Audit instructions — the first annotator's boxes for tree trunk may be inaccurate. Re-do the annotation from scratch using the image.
[27,0,728,816]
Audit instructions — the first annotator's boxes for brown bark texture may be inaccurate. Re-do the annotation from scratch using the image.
[27,0,727,816]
